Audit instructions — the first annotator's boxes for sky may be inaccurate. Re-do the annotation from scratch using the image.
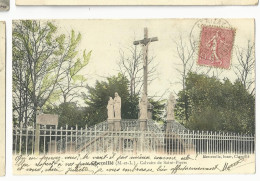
[51,19,255,104]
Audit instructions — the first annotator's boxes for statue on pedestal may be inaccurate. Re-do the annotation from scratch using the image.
[107,97,114,119]
[114,92,121,119]
[139,92,148,119]
[167,93,176,120]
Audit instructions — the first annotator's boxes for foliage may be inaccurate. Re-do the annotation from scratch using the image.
[149,98,166,123]
[45,102,87,128]
[83,74,139,126]
[44,73,165,127]
[12,20,91,125]
[175,72,255,134]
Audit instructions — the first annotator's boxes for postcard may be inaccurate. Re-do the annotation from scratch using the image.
[12,19,255,175]
[15,0,259,5]
[0,0,9,11]
[0,21,6,177]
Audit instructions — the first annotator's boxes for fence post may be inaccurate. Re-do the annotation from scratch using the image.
[49,126,52,154]
[55,125,57,154]
[70,127,73,153]
[85,125,88,153]
[19,122,23,154]
[34,123,40,155]
[60,127,63,154]
[25,124,29,155]
[206,131,209,154]
[31,122,35,154]
[201,131,203,154]
[231,133,233,153]
[76,125,78,152]
[43,125,46,154]
[94,125,97,152]
[65,125,68,153]
[80,127,83,152]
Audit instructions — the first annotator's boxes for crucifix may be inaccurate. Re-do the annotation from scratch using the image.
[133,27,158,96]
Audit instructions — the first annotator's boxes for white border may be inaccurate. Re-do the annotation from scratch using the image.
[16,0,259,6]
[0,21,6,177]
[0,0,259,180]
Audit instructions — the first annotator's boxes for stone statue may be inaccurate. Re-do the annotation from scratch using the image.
[107,97,114,119]
[139,92,148,119]
[167,93,176,120]
[114,92,121,119]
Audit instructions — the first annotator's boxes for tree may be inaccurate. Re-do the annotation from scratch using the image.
[83,74,139,126]
[45,102,87,128]
[234,40,255,95]
[56,30,92,104]
[149,98,166,123]
[176,72,255,134]
[118,45,157,98]
[173,34,225,124]
[12,20,90,125]
[173,35,197,123]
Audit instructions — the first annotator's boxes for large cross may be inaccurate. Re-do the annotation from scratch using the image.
[133,27,158,96]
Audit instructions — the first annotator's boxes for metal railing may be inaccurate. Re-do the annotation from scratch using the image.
[13,120,255,155]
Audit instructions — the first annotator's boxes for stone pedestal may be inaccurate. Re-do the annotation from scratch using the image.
[147,110,153,119]
[48,140,57,154]
[34,123,40,155]
[147,102,154,119]
[114,119,121,131]
[139,119,147,131]
[166,120,174,132]
[108,119,114,131]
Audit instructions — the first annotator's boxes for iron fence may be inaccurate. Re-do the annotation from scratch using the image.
[13,120,255,155]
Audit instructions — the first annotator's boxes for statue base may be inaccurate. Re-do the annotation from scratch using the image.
[114,119,121,131]
[107,119,114,131]
[166,120,174,132]
[148,110,153,119]
[139,119,147,131]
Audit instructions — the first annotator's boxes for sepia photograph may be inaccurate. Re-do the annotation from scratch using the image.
[12,19,255,175]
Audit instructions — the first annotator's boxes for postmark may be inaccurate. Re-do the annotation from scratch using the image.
[197,26,235,69]
[189,19,236,69]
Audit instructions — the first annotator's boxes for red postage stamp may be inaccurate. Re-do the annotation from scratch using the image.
[198,26,235,69]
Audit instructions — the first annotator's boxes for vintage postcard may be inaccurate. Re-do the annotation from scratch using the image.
[15,0,259,5]
[12,19,255,175]
[0,21,6,177]
[0,0,9,11]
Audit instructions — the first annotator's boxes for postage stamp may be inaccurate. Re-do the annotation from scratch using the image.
[198,26,236,69]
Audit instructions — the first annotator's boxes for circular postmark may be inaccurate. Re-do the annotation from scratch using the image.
[190,19,232,51]
[190,19,236,69]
